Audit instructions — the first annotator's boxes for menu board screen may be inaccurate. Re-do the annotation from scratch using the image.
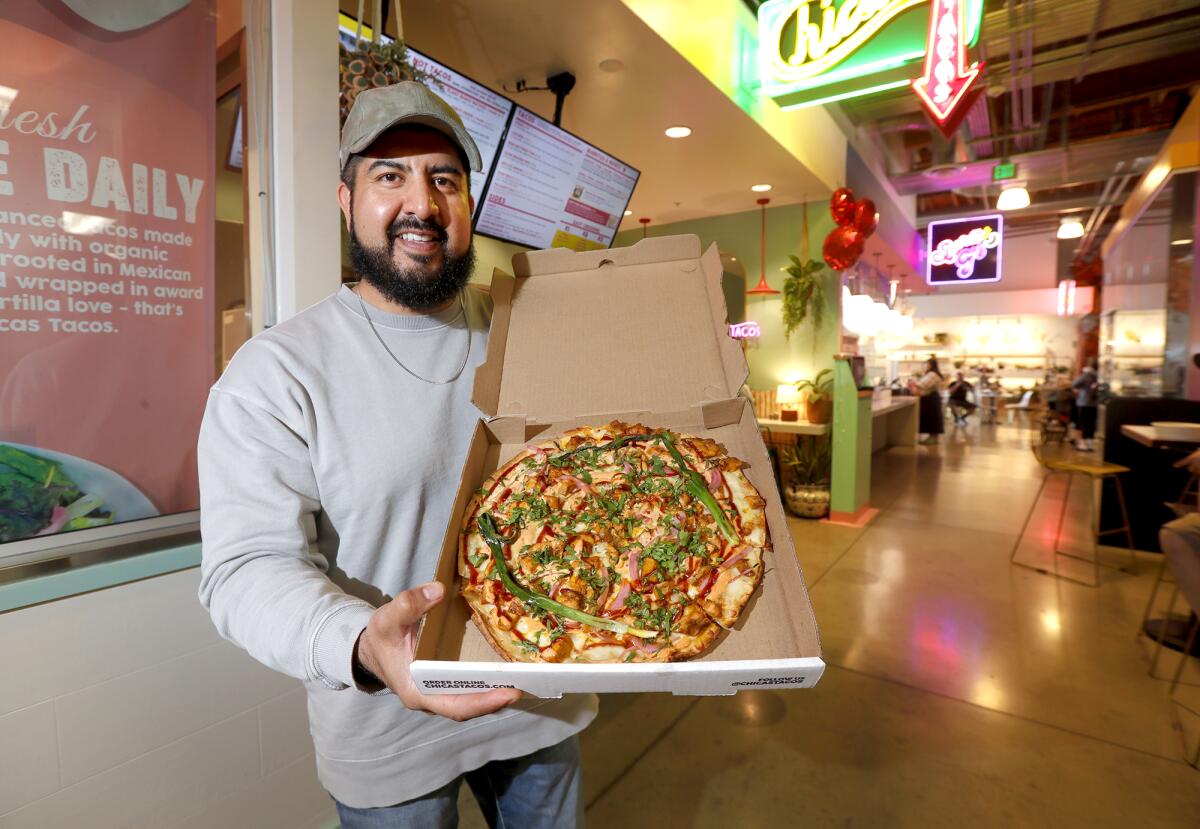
[405,48,514,217]
[475,107,639,251]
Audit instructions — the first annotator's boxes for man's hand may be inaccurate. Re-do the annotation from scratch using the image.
[1174,448,1200,476]
[355,581,522,721]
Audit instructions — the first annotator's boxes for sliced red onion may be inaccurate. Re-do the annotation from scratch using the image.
[707,468,724,490]
[623,461,634,476]
[549,579,565,599]
[566,474,593,494]
[609,581,631,611]
[632,637,662,655]
[629,548,641,583]
[36,506,70,536]
[718,545,752,572]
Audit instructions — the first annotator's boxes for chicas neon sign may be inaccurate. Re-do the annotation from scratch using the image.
[925,214,1003,285]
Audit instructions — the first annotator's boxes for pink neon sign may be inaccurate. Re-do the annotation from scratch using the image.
[728,321,761,339]
[926,214,1003,285]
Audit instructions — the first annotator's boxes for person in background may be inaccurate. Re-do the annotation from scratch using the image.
[1072,361,1100,451]
[198,83,593,829]
[946,371,976,427]
[910,356,945,444]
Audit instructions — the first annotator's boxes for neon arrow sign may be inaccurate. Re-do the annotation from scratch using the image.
[912,0,983,137]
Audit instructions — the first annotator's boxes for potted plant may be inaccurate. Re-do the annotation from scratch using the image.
[781,256,828,340]
[795,368,834,424]
[782,434,832,518]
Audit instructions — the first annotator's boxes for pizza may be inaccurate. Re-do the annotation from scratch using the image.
[458,420,769,663]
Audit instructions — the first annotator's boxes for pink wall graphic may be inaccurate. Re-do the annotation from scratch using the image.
[0,1,214,541]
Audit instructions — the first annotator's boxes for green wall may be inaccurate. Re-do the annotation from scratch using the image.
[614,202,841,390]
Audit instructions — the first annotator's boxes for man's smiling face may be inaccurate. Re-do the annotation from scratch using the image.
[338,126,475,310]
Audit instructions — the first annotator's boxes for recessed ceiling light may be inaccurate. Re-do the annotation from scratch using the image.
[751,184,772,192]
[623,210,632,216]
[664,126,692,138]
[1171,238,1193,246]
[598,58,625,73]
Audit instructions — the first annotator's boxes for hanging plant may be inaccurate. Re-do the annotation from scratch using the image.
[340,41,425,125]
[339,2,425,125]
[781,255,829,340]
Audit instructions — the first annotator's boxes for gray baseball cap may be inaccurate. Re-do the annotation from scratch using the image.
[339,81,482,173]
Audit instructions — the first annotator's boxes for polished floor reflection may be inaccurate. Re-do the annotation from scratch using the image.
[463,424,1200,827]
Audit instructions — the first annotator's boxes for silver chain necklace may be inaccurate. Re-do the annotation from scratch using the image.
[356,289,471,385]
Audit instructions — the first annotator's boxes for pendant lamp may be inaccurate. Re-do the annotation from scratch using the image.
[746,197,781,295]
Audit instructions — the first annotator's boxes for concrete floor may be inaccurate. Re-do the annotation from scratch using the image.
[462,423,1200,827]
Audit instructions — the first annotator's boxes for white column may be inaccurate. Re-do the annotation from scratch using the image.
[269,0,340,324]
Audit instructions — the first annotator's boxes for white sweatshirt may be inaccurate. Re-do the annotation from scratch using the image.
[197,284,596,808]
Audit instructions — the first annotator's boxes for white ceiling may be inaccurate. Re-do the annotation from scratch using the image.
[397,0,831,233]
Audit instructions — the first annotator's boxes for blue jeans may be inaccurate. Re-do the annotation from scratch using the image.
[333,735,584,829]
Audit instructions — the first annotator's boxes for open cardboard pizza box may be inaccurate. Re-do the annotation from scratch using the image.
[410,234,824,696]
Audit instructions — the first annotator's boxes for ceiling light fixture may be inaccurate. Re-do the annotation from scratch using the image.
[996,184,1030,211]
[1171,238,1193,246]
[664,126,692,138]
[623,210,632,216]
[751,184,772,192]
[1056,217,1084,240]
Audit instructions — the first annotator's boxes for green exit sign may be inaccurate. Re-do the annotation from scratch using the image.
[993,162,1017,181]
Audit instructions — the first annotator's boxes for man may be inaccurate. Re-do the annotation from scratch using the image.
[198,82,596,828]
[1072,361,1100,451]
[946,371,976,427]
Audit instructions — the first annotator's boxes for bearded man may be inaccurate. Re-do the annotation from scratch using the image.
[198,82,595,828]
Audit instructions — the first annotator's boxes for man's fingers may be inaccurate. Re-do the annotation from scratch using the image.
[415,688,523,722]
[384,581,446,625]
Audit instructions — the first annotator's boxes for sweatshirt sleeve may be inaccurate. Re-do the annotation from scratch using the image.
[197,385,375,691]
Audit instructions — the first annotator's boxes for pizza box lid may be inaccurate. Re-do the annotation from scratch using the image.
[473,234,748,423]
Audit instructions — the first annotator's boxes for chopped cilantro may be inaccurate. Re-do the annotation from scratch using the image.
[624,651,636,663]
[475,486,488,497]
[532,547,555,567]
[644,539,686,576]
[579,566,607,592]
[515,639,540,654]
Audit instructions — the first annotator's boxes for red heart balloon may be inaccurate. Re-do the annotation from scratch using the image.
[853,198,878,238]
[823,225,865,271]
[830,187,857,226]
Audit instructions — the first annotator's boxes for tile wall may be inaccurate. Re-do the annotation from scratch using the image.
[0,568,337,829]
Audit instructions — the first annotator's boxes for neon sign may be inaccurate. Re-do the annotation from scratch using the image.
[911,0,983,138]
[758,0,983,110]
[729,321,762,340]
[926,215,1003,285]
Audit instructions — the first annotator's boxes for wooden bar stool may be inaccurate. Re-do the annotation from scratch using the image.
[1010,448,1138,587]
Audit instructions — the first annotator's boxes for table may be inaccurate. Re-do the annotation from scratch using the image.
[978,391,999,425]
[1122,424,1200,448]
[757,418,830,436]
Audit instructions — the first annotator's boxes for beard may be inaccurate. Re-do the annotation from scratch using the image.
[349,215,475,312]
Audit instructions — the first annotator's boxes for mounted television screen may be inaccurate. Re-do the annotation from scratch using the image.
[474,107,639,251]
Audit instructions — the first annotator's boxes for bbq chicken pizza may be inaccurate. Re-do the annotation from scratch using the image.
[459,421,769,663]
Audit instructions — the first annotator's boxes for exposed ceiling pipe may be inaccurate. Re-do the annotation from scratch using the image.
[1022,0,1035,152]
[1076,0,1110,83]
[1037,80,1056,150]
[1007,0,1023,156]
